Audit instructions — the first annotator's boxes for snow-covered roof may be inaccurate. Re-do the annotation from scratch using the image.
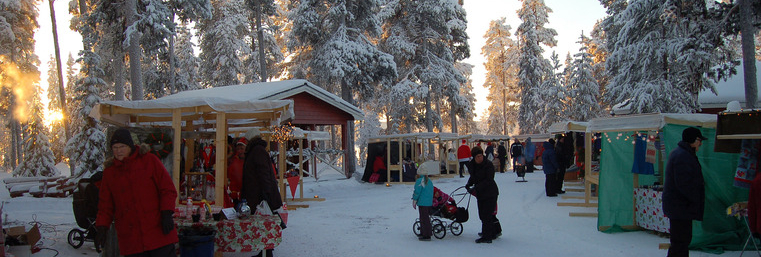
[613,61,761,115]
[587,113,717,132]
[548,121,589,134]
[510,133,551,142]
[468,134,511,141]
[368,132,459,142]
[700,60,761,109]
[161,79,364,120]
[92,88,295,128]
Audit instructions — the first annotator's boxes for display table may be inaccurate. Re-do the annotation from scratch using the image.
[634,187,670,233]
[176,214,282,253]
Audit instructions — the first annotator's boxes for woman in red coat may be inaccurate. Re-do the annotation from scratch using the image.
[96,128,178,256]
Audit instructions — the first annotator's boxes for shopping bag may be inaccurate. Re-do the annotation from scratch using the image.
[255,200,273,215]
[369,172,380,183]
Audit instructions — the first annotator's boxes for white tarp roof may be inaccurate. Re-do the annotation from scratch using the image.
[548,121,589,134]
[469,134,511,141]
[369,132,459,141]
[510,133,551,142]
[587,113,717,132]
[93,96,294,128]
[160,79,363,120]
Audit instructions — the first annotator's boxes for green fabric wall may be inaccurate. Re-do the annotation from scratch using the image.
[596,125,748,252]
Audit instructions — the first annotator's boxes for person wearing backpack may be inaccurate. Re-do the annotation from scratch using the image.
[510,139,524,173]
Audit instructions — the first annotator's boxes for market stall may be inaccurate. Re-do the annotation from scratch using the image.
[587,113,747,251]
[548,121,596,210]
[92,87,295,206]
[366,132,458,184]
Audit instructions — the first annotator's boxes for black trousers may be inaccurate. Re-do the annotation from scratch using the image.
[418,206,432,237]
[545,174,557,196]
[555,167,566,193]
[668,218,692,257]
[526,161,534,173]
[125,243,175,257]
[476,196,499,239]
[498,158,506,173]
[459,161,468,176]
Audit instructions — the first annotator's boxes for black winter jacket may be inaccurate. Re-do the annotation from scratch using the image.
[241,138,283,211]
[662,141,705,221]
[466,159,499,198]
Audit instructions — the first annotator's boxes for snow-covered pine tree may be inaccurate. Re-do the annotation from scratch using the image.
[378,0,469,133]
[289,0,397,175]
[538,52,566,132]
[174,22,201,92]
[454,62,478,134]
[605,0,735,113]
[567,32,601,121]
[0,0,40,170]
[482,18,519,135]
[46,56,66,163]
[66,4,107,178]
[241,0,283,83]
[65,49,107,178]
[13,87,58,177]
[516,0,557,134]
[588,21,609,105]
[198,0,249,87]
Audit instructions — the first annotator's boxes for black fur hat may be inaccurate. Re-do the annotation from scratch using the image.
[110,128,135,148]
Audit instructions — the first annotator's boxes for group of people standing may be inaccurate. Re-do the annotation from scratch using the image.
[541,135,574,197]
[95,127,282,257]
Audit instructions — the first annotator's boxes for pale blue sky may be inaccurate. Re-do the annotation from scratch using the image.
[33,0,608,123]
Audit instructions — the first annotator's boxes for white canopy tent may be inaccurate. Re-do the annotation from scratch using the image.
[91,88,295,205]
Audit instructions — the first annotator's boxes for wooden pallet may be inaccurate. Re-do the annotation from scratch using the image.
[569,212,597,217]
[557,202,598,207]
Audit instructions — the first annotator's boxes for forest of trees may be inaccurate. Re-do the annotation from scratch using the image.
[0,0,759,176]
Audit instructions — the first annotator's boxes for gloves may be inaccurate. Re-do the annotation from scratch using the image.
[95,226,109,252]
[412,200,417,209]
[161,210,175,235]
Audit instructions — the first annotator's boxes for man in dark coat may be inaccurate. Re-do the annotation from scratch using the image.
[542,140,559,197]
[662,127,707,257]
[466,147,500,243]
[241,128,283,257]
[554,136,571,194]
[497,142,508,173]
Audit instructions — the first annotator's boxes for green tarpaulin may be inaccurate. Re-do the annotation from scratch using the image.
[597,124,748,252]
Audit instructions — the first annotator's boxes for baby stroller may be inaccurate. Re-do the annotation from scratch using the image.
[413,186,471,239]
[68,173,101,251]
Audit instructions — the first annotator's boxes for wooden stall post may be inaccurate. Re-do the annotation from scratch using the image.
[215,112,227,205]
[172,109,182,203]
[299,138,304,199]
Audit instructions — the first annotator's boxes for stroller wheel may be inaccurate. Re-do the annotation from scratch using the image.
[450,222,463,236]
[412,221,422,237]
[432,218,443,227]
[68,229,85,249]
[432,224,446,239]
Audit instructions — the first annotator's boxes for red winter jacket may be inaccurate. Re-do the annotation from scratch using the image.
[457,144,472,162]
[96,145,178,256]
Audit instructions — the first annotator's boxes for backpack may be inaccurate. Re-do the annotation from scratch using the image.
[511,144,523,157]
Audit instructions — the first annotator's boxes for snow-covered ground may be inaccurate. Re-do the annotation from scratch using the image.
[0,167,751,257]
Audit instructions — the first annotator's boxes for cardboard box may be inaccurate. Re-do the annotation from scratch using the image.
[4,224,41,256]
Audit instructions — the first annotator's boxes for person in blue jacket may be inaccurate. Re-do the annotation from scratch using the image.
[412,164,434,241]
[542,139,559,197]
[524,137,536,173]
[663,127,707,257]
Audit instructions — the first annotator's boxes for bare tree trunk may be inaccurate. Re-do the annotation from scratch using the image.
[169,13,177,94]
[48,0,70,146]
[255,1,267,82]
[114,54,126,100]
[126,0,143,100]
[11,119,19,169]
[741,0,758,109]
[341,81,356,177]
[450,107,457,134]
